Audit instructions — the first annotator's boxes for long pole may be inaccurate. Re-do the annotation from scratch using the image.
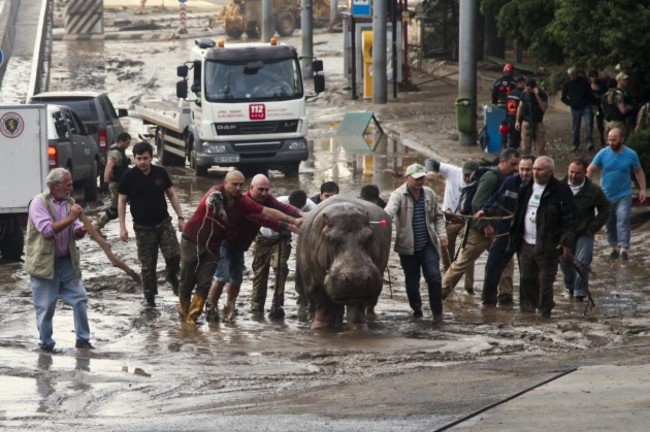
[458,0,477,146]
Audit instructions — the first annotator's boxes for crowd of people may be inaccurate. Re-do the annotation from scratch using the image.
[25,65,649,352]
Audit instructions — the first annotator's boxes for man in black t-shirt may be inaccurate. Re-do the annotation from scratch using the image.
[118,141,185,307]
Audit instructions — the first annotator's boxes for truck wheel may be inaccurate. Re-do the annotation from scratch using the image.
[276,12,296,37]
[245,21,260,39]
[188,137,209,176]
[225,21,244,39]
[160,131,185,167]
[84,159,99,202]
[0,214,24,262]
[283,162,300,177]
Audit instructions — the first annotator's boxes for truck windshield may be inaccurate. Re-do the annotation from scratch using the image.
[204,58,303,102]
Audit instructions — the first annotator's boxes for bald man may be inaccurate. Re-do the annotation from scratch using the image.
[179,171,302,324]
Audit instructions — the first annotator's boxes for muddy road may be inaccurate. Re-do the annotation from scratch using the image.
[3,8,650,431]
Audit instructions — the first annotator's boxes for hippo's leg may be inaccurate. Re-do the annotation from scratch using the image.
[346,303,367,330]
[311,294,338,329]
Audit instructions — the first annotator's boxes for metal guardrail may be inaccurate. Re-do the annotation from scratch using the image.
[27,0,53,102]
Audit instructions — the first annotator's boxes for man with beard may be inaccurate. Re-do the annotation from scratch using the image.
[179,172,302,324]
[587,128,646,261]
[26,168,93,352]
[508,156,575,318]
[560,158,609,301]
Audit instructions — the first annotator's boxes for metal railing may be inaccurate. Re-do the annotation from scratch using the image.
[27,0,53,102]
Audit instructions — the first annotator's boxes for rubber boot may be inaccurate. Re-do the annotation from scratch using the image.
[178,297,191,321]
[185,294,206,325]
[223,283,240,322]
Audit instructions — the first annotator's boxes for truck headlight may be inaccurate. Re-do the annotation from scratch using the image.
[204,144,228,154]
[287,140,306,150]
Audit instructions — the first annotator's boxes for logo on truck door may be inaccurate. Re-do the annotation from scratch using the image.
[0,112,24,138]
[249,104,266,121]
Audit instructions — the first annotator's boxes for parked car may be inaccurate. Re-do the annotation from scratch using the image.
[29,91,128,190]
[45,104,100,201]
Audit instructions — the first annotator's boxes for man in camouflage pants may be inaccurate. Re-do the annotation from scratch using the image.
[251,190,316,317]
[118,141,184,307]
[94,132,131,233]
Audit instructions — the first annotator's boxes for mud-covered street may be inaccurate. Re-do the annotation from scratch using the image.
[3,4,650,431]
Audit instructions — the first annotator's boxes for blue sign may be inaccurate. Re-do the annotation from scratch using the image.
[351,0,371,17]
[0,49,3,67]
[178,0,187,3]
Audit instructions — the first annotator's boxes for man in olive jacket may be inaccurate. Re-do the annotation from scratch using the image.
[508,156,576,318]
[559,158,609,301]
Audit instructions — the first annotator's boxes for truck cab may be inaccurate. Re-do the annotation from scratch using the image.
[176,38,324,176]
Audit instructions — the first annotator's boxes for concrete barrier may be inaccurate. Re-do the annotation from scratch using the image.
[0,0,20,86]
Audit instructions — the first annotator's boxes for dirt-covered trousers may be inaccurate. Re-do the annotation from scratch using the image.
[251,235,292,312]
[94,182,119,230]
[133,217,180,298]
[179,236,219,300]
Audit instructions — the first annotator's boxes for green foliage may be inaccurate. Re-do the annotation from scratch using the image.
[625,129,650,178]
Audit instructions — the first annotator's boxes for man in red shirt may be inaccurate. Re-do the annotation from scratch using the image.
[204,173,304,323]
[178,171,302,324]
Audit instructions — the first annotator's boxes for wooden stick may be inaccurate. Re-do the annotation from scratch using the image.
[79,213,142,285]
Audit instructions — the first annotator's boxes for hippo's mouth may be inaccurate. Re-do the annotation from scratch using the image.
[330,295,374,305]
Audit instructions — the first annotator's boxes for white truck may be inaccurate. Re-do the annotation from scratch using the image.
[136,38,324,176]
[0,105,49,261]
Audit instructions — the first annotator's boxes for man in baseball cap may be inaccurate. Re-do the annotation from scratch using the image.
[384,162,448,324]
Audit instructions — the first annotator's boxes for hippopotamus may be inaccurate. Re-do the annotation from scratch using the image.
[296,195,392,329]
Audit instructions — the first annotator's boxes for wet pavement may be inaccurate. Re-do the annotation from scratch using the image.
[3,3,650,431]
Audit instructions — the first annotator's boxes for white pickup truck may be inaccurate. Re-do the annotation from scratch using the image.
[0,104,49,261]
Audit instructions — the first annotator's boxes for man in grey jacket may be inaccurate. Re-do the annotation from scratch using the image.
[385,163,448,323]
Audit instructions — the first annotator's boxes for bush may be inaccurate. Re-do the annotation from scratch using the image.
[625,129,650,178]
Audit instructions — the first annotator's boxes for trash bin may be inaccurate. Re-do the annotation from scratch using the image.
[455,98,476,134]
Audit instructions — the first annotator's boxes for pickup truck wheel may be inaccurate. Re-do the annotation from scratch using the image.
[84,159,99,202]
[283,162,300,177]
[276,12,296,37]
[0,214,24,262]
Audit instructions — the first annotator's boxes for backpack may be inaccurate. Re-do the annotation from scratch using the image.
[457,167,494,215]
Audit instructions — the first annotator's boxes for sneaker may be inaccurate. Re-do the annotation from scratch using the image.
[498,295,514,307]
[620,251,629,260]
[75,340,95,350]
[40,345,61,354]
[413,308,423,318]
[465,286,475,295]
[145,295,156,307]
[609,250,620,260]
[432,314,443,325]
[575,295,585,302]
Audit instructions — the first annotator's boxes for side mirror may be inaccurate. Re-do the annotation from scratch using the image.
[176,80,188,99]
[314,74,325,94]
[118,108,128,117]
[177,65,189,78]
[312,59,323,73]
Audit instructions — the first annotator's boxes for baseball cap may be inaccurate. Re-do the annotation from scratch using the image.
[462,160,480,175]
[616,72,629,80]
[405,163,426,179]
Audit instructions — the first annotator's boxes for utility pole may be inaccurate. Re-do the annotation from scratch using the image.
[302,0,314,78]
[262,0,273,41]
[458,0,477,146]
[372,0,387,104]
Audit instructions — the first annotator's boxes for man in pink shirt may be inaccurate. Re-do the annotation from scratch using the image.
[25,168,93,352]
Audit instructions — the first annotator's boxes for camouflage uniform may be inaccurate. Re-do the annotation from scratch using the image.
[251,233,292,312]
[134,217,180,299]
[95,147,128,231]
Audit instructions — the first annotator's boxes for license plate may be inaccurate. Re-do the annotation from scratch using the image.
[213,155,240,163]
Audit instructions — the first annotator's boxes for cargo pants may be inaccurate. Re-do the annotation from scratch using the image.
[251,235,292,312]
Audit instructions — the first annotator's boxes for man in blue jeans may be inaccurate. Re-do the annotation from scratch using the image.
[561,67,594,151]
[25,168,93,352]
[587,128,646,260]
[385,163,448,323]
[560,158,609,301]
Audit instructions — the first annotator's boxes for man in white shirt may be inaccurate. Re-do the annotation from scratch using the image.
[251,190,316,318]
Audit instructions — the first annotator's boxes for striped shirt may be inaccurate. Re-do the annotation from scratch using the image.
[411,193,429,251]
